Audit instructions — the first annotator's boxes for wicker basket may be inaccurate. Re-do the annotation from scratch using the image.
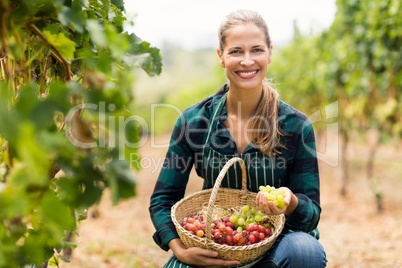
[171,157,285,264]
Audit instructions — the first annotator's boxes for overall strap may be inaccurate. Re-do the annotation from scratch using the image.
[203,93,228,147]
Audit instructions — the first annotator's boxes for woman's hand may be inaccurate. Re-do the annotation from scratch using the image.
[168,238,242,268]
[256,187,298,216]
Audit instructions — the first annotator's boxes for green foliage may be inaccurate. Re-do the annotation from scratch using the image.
[270,0,401,140]
[327,0,402,139]
[0,0,162,267]
[268,0,401,204]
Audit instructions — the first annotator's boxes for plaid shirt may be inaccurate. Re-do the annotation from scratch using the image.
[149,84,321,251]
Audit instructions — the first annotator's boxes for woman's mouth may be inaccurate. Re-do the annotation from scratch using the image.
[236,70,259,79]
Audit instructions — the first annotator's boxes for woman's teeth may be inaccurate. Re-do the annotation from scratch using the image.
[238,70,257,76]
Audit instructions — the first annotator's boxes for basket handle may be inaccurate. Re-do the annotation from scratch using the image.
[205,157,247,246]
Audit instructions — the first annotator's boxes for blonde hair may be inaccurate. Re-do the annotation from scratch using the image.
[218,10,283,156]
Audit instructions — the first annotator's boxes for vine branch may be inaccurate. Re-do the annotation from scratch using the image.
[27,22,72,81]
[42,56,50,94]
[0,0,9,79]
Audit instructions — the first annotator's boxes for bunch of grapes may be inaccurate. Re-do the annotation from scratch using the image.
[258,186,286,209]
[180,205,272,246]
[180,214,206,238]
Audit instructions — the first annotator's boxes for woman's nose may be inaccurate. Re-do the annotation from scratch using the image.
[240,53,254,66]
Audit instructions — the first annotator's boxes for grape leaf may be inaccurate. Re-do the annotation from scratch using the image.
[58,5,85,33]
[42,30,76,60]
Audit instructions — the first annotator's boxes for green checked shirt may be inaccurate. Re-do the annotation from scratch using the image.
[149,84,321,251]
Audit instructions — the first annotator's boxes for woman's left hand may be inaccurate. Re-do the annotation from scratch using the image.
[256,187,296,216]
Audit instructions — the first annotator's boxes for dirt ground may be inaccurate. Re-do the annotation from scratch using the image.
[60,134,402,268]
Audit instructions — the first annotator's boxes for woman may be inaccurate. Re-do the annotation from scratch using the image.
[149,10,327,268]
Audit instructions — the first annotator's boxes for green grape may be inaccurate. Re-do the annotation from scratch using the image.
[259,185,287,209]
[237,217,245,226]
[242,205,250,212]
[229,215,238,223]
[256,211,264,217]
[255,215,262,222]
[245,210,252,218]
[250,207,256,215]
[237,226,243,233]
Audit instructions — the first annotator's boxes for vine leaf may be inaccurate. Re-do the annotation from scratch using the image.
[42,30,76,60]
[58,5,85,33]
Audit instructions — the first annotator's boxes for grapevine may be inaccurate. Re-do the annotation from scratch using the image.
[0,0,162,267]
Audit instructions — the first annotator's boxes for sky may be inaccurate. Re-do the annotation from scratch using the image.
[124,0,337,50]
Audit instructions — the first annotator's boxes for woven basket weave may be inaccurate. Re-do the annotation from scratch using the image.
[171,157,285,264]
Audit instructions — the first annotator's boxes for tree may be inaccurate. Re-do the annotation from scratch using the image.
[0,0,162,267]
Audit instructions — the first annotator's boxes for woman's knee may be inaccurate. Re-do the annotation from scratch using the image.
[266,232,327,268]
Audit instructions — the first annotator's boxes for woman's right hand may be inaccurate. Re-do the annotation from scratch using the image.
[168,238,242,268]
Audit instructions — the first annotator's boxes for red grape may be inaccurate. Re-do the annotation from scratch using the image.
[225,227,233,235]
[265,228,271,237]
[214,230,222,239]
[225,235,233,244]
[252,224,259,232]
[187,224,196,232]
[225,222,234,228]
[233,234,240,244]
[248,234,256,243]
[238,237,247,246]
[196,230,204,237]
[259,232,265,240]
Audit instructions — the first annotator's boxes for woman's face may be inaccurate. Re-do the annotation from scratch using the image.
[218,23,272,92]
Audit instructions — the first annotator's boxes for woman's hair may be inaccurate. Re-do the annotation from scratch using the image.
[218,10,283,156]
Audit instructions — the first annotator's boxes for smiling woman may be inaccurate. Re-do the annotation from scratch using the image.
[217,24,271,93]
[149,10,327,268]
[217,11,280,157]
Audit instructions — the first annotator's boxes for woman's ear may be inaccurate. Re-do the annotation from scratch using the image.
[217,49,225,68]
[268,45,273,64]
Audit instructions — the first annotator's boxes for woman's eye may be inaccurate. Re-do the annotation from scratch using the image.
[253,48,263,52]
[229,50,241,54]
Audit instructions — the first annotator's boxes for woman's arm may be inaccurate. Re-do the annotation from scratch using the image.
[149,115,195,251]
[256,118,321,232]
[284,120,321,232]
[168,239,242,268]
